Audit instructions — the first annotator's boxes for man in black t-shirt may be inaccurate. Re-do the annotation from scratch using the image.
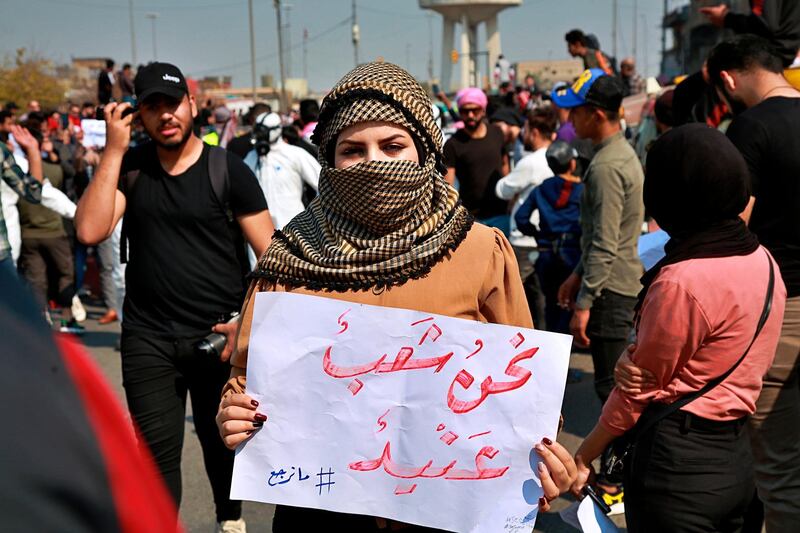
[75,62,273,532]
[443,88,510,233]
[707,35,800,530]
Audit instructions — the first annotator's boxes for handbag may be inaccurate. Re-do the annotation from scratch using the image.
[605,251,776,477]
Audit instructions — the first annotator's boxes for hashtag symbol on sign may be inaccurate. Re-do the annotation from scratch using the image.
[316,467,335,495]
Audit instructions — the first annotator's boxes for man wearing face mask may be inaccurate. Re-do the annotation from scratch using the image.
[243,112,320,232]
[75,62,274,533]
[707,35,800,531]
[443,88,510,233]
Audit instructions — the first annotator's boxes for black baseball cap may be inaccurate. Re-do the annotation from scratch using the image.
[134,62,189,103]
[551,68,624,112]
[490,107,525,128]
[546,140,579,173]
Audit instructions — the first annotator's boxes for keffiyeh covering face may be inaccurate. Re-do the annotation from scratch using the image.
[253,61,473,291]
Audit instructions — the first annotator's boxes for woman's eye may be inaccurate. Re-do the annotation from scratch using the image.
[384,144,404,153]
[340,148,361,156]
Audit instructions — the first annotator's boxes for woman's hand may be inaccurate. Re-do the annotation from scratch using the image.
[534,438,578,512]
[570,454,596,499]
[614,344,657,394]
[216,393,267,450]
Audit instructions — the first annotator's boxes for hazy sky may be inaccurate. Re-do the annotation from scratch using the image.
[2,0,684,92]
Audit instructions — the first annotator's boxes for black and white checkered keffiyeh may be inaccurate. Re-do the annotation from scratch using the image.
[252,62,472,291]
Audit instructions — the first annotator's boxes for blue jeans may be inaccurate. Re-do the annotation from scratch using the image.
[74,241,87,293]
[0,255,14,276]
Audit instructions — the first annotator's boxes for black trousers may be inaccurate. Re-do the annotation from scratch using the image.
[18,236,75,308]
[120,329,241,522]
[624,407,754,533]
[587,289,637,404]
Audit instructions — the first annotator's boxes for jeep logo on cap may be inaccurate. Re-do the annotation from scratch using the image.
[162,74,180,83]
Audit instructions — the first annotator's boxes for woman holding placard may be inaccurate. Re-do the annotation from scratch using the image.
[216,62,577,530]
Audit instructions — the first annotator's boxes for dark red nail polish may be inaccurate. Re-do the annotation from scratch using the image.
[251,399,259,407]
[252,421,263,428]
[246,430,253,435]
[539,497,547,507]
[542,437,553,446]
[254,413,267,422]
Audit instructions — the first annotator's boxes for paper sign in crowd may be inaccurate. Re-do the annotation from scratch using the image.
[231,292,572,532]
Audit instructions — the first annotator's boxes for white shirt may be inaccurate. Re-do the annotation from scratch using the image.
[245,138,321,230]
[495,146,552,248]
[1,137,77,263]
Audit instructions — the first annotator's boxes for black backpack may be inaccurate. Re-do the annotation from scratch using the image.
[119,145,236,264]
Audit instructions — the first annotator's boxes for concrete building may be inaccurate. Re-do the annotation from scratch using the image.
[515,59,584,89]
[419,0,522,91]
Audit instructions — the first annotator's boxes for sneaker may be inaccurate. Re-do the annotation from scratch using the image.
[59,319,86,335]
[597,485,625,516]
[71,295,87,322]
[216,518,246,533]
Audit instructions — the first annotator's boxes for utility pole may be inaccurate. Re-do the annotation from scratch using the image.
[303,28,308,81]
[351,0,360,67]
[661,0,668,75]
[274,0,288,111]
[427,14,434,81]
[643,14,649,78]
[633,0,638,67]
[128,0,137,65]
[285,4,293,78]
[248,0,257,101]
[612,0,618,60]
[145,12,158,61]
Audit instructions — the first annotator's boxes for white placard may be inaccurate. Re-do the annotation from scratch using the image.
[80,119,106,148]
[232,292,572,532]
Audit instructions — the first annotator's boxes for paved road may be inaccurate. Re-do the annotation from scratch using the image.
[79,307,625,532]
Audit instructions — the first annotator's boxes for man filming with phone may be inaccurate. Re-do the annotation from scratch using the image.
[75,62,273,533]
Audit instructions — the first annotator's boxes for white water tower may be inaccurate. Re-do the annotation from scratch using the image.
[419,0,522,91]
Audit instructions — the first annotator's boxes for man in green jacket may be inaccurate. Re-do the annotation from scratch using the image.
[552,68,644,507]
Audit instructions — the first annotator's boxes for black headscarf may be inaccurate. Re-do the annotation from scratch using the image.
[638,123,759,310]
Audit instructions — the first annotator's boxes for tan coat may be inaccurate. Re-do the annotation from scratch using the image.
[223,223,533,397]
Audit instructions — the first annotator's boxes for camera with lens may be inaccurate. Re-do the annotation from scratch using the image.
[195,312,240,358]
[95,101,137,121]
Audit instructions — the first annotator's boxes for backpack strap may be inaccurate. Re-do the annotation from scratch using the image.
[119,169,139,264]
[207,146,251,281]
[207,146,233,224]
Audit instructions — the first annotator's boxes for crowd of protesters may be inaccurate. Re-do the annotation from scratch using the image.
[4,1,800,531]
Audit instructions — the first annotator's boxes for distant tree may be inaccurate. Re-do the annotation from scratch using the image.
[0,48,66,109]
